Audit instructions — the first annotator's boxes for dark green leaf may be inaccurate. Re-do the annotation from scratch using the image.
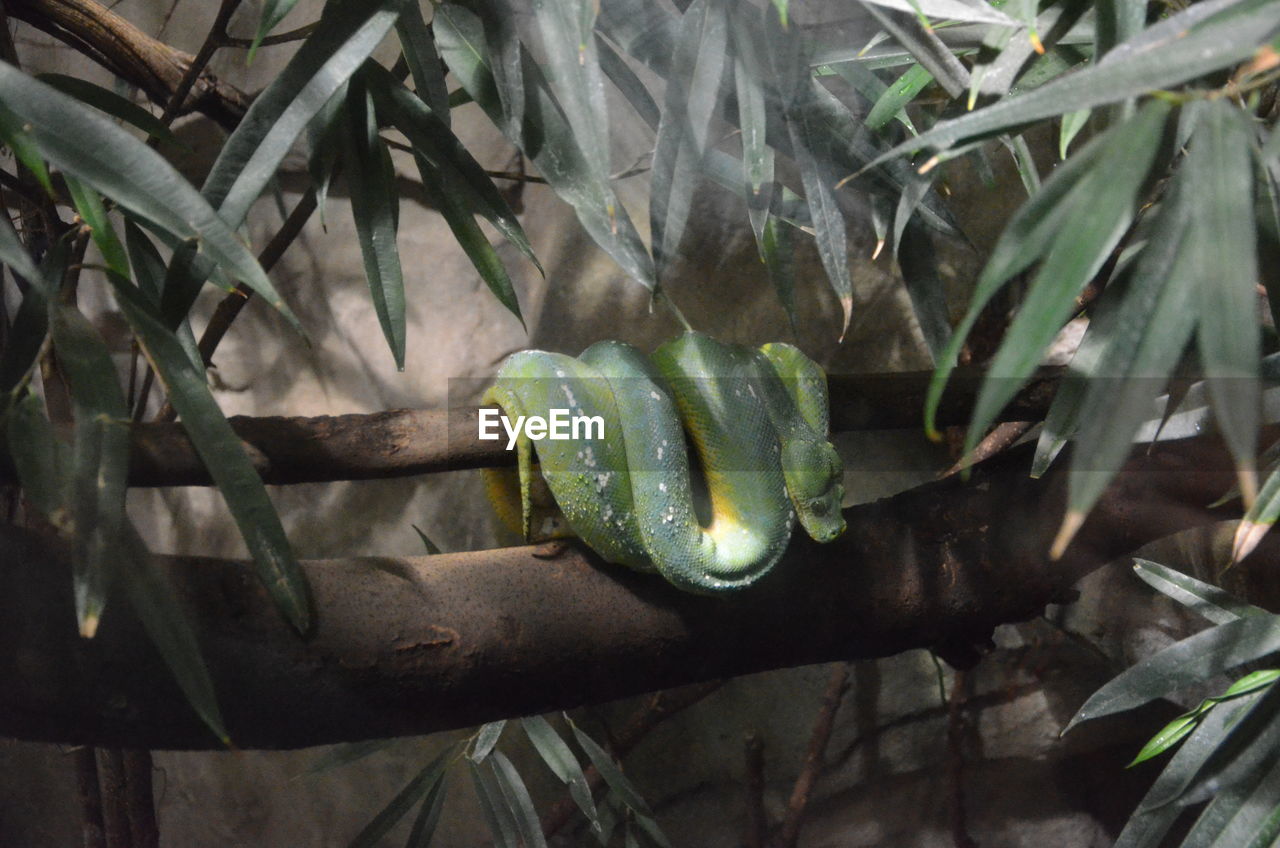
[470,720,506,762]
[859,0,1015,25]
[859,4,969,99]
[1133,559,1267,625]
[650,0,729,278]
[249,0,304,61]
[48,291,130,638]
[396,3,451,126]
[0,207,40,282]
[533,0,612,187]
[728,7,775,253]
[306,83,347,230]
[123,218,167,305]
[5,389,66,518]
[869,0,1280,163]
[569,718,655,817]
[761,212,797,334]
[1064,615,1280,734]
[108,280,312,634]
[1059,108,1089,158]
[0,95,53,195]
[490,751,548,848]
[304,739,399,776]
[1180,753,1280,848]
[897,221,951,363]
[523,715,601,832]
[342,80,407,370]
[0,281,47,396]
[470,759,519,848]
[411,525,442,555]
[405,765,448,848]
[966,101,1170,465]
[866,63,932,132]
[348,747,453,848]
[436,4,654,287]
[1192,101,1261,505]
[63,174,129,279]
[0,65,301,330]
[34,73,180,145]
[203,0,405,228]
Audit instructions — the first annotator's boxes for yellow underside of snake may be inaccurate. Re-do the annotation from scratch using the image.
[483,332,846,594]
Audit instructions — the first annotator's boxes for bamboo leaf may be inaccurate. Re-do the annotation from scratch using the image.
[1132,559,1267,625]
[0,95,53,195]
[108,279,312,634]
[304,739,399,776]
[523,715,601,832]
[342,79,407,370]
[1064,615,1280,734]
[858,0,1016,26]
[63,175,129,279]
[728,9,775,250]
[34,73,180,145]
[436,5,654,288]
[396,3,452,127]
[411,525,442,555]
[1192,101,1261,506]
[867,63,932,132]
[1181,754,1280,848]
[869,0,1280,163]
[650,0,730,279]
[123,218,167,304]
[0,282,47,397]
[569,718,655,817]
[1237,468,1280,562]
[249,0,304,61]
[203,0,406,229]
[1129,713,1199,767]
[965,101,1170,464]
[348,747,453,848]
[859,4,970,99]
[490,752,549,848]
[5,389,66,518]
[470,720,506,762]
[0,207,40,282]
[533,0,612,189]
[48,290,130,638]
[115,520,229,744]
[0,64,301,330]
[405,764,449,848]
[470,760,519,848]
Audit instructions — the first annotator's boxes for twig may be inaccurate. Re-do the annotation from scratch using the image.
[744,731,766,848]
[123,749,159,848]
[776,663,851,848]
[72,746,106,848]
[220,21,319,49]
[96,747,130,848]
[946,671,978,848]
[157,0,243,127]
[540,680,724,838]
[939,421,1035,479]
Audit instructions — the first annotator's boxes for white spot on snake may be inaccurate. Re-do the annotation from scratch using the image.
[658,482,667,493]
[561,384,577,407]
[657,446,664,460]
[650,390,661,400]
[555,369,566,377]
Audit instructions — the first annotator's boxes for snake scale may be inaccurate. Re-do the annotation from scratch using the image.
[483,332,845,593]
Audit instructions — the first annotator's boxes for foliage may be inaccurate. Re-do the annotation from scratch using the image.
[0,0,1278,842]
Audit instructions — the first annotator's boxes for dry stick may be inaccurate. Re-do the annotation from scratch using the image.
[744,731,767,848]
[96,747,130,848]
[939,421,1035,480]
[122,749,159,848]
[72,746,106,848]
[540,680,725,839]
[946,671,978,848]
[151,186,320,423]
[776,663,851,848]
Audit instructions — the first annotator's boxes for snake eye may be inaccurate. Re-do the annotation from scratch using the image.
[809,499,828,516]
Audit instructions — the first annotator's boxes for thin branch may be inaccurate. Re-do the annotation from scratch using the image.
[157,0,243,127]
[96,748,129,848]
[946,671,978,848]
[776,664,851,848]
[72,746,106,848]
[122,749,158,848]
[744,731,767,848]
[219,21,319,49]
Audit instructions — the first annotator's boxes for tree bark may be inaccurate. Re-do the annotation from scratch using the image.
[0,432,1243,750]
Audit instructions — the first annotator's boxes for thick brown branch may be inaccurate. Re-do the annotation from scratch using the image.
[0,368,1065,487]
[4,0,250,129]
[0,432,1244,750]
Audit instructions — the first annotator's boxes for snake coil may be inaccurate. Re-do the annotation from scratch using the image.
[483,332,845,593]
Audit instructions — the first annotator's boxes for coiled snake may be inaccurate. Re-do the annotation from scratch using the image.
[483,332,845,593]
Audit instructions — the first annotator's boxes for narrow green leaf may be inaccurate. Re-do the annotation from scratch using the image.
[0,64,302,330]
[1065,615,1280,734]
[64,175,129,279]
[650,0,729,279]
[631,811,674,848]
[470,760,519,848]
[533,0,612,190]
[1192,101,1261,504]
[436,5,655,287]
[249,0,304,61]
[569,718,655,816]
[868,0,1280,163]
[0,208,40,282]
[34,73,180,145]
[0,95,53,195]
[1059,108,1089,158]
[123,218,167,305]
[342,80,406,370]
[115,520,229,743]
[924,125,1109,438]
[348,747,453,848]
[523,716,601,832]
[1113,690,1263,848]
[203,0,406,229]
[1130,713,1199,766]
[1183,753,1280,848]
[490,752,549,848]
[366,62,541,277]
[470,720,506,762]
[304,739,399,776]
[1094,0,1147,57]
[48,292,130,637]
[1133,559,1267,625]
[396,3,451,126]
[860,4,970,99]
[108,280,312,634]
[0,281,47,397]
[867,63,932,132]
[761,212,797,333]
[411,525,442,555]
[858,0,1015,25]
[306,83,347,231]
[966,101,1169,461]
[825,60,917,134]
[405,767,449,848]
[728,9,775,249]
[1223,670,1280,699]
[897,221,951,364]
[1238,467,1280,561]
[5,389,66,518]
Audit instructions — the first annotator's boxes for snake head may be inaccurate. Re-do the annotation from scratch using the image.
[780,439,846,543]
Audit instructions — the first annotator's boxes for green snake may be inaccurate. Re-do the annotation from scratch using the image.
[483,332,845,593]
